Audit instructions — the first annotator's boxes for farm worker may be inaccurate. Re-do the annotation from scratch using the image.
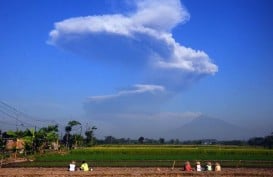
[196,161,202,171]
[68,161,76,171]
[206,162,212,171]
[184,161,193,171]
[80,161,89,171]
[215,162,221,171]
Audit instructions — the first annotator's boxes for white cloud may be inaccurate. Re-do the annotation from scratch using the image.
[49,0,188,40]
[89,84,165,101]
[132,0,188,31]
[153,41,218,74]
[48,0,217,78]
[84,84,168,115]
[49,14,133,40]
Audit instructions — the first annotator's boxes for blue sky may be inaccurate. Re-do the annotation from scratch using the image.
[0,0,273,139]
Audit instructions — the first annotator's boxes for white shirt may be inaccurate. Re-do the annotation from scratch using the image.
[69,164,76,171]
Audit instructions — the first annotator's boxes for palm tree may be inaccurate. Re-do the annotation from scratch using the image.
[68,120,81,127]
[64,120,81,149]
[85,126,97,146]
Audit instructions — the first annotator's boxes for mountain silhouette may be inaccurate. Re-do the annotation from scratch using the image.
[168,117,252,140]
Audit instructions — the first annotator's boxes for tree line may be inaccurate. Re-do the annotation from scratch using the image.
[247,132,273,149]
[1,120,273,157]
[98,134,273,148]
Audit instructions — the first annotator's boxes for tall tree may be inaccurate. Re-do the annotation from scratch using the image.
[264,132,273,149]
[85,126,97,146]
[63,120,81,149]
[138,136,144,144]
[68,120,81,127]
[159,138,165,144]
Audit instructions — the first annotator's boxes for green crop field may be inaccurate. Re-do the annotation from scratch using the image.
[9,145,273,168]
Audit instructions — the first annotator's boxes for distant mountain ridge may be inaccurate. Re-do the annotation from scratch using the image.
[167,117,252,140]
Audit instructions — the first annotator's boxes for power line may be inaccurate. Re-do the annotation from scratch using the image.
[0,109,35,128]
[0,101,52,130]
[0,101,40,125]
[0,101,80,133]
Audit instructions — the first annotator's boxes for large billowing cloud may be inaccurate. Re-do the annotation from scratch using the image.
[48,0,218,137]
[48,0,217,79]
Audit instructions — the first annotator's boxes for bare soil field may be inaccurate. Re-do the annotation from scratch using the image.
[0,167,273,177]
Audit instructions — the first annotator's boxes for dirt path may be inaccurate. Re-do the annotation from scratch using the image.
[0,167,273,177]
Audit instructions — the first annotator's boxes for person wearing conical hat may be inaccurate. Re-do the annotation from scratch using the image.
[215,162,221,172]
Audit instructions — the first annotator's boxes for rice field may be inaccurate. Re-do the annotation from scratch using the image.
[7,145,273,168]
